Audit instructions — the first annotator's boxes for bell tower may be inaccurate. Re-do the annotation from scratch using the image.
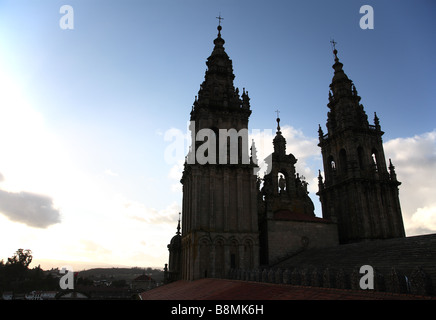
[317,44,405,244]
[180,20,259,280]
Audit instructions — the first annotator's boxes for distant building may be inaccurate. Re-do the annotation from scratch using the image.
[131,274,156,291]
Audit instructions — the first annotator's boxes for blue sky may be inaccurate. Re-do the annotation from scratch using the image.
[0,0,435,269]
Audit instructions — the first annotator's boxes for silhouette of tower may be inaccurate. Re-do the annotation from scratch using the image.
[180,22,259,280]
[166,213,182,282]
[317,45,405,244]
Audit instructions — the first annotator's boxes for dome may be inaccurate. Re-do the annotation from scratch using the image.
[170,234,181,246]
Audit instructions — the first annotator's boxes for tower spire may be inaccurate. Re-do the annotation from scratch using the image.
[330,38,338,62]
[216,13,224,37]
[275,109,281,132]
[330,39,346,77]
[176,212,181,235]
[326,39,367,133]
[191,16,249,119]
[273,111,286,156]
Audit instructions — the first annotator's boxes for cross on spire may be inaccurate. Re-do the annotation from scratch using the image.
[275,109,281,132]
[330,38,337,51]
[330,38,339,61]
[216,13,224,26]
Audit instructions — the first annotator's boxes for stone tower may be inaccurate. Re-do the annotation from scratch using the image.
[258,117,338,265]
[180,23,259,280]
[317,46,405,244]
[260,117,315,220]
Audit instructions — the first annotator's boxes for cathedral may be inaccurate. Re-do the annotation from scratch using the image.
[165,22,405,282]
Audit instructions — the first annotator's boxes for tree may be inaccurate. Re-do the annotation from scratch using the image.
[7,249,33,268]
[4,249,33,282]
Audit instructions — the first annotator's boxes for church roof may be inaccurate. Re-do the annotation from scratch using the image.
[276,233,436,289]
[139,278,433,300]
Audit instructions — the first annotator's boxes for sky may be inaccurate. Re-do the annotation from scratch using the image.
[0,0,435,270]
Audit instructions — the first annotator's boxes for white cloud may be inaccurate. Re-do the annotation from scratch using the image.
[384,130,436,236]
[104,169,119,177]
[0,189,61,228]
[79,239,112,256]
[168,159,184,193]
[114,194,180,226]
[408,205,436,235]
[280,126,320,160]
[168,161,184,181]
